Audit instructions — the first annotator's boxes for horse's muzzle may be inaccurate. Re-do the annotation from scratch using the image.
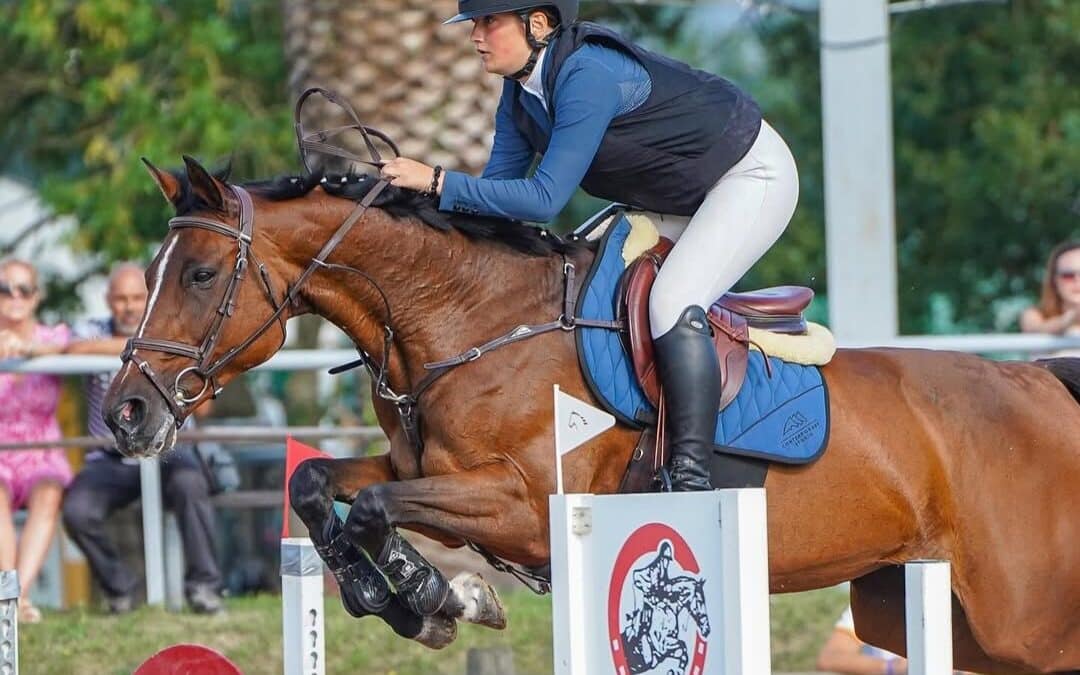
[105,395,178,458]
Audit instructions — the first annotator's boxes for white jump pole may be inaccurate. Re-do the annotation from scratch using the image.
[718,489,772,675]
[0,570,18,675]
[281,538,325,675]
[905,560,952,675]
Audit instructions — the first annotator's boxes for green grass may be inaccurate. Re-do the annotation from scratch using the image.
[19,587,848,674]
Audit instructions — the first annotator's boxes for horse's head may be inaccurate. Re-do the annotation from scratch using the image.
[104,156,299,457]
[688,578,710,637]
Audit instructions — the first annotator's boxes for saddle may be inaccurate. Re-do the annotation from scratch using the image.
[615,237,814,410]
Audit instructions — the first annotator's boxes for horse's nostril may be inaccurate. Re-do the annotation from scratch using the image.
[112,397,146,434]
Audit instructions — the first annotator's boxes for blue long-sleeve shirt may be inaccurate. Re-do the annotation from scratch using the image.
[439,43,651,223]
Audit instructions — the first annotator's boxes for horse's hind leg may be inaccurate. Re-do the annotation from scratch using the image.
[850,567,1037,675]
[289,456,458,648]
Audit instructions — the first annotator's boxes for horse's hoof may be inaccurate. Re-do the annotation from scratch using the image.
[450,572,507,630]
[415,613,458,649]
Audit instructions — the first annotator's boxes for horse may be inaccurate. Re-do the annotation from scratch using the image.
[103,155,1079,674]
[622,544,711,675]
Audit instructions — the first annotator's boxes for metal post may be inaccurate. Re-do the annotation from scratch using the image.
[906,561,953,675]
[0,570,19,675]
[163,513,185,611]
[139,457,166,607]
[821,0,899,343]
[281,538,324,675]
[718,489,771,675]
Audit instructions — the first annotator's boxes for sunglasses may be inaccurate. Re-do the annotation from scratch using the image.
[1056,270,1080,282]
[0,282,37,299]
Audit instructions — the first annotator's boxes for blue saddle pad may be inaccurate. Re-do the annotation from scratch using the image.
[574,213,829,464]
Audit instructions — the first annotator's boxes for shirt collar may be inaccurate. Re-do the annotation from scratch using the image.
[520,47,549,111]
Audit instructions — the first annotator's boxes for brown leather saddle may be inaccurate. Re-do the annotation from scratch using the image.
[615,237,814,411]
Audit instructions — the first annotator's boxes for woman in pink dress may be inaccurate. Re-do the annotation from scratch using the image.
[0,258,72,623]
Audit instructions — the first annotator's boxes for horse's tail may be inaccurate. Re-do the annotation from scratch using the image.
[1037,357,1080,406]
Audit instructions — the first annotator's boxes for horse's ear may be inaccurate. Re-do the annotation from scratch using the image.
[141,157,182,207]
[182,154,228,212]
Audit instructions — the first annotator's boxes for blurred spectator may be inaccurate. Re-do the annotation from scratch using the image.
[0,257,72,623]
[817,605,908,675]
[817,604,977,675]
[1020,241,1080,355]
[63,263,224,614]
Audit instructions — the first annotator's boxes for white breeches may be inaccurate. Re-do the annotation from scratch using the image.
[647,120,799,338]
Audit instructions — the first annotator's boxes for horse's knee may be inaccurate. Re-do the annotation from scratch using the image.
[344,484,391,550]
[288,458,335,523]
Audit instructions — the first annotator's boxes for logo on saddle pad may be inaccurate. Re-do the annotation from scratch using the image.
[781,411,820,450]
[608,523,711,675]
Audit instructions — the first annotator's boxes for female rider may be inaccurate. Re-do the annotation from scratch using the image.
[381,0,800,491]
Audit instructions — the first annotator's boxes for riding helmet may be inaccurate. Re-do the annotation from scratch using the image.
[444,0,579,26]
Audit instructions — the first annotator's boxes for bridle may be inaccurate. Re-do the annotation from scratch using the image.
[122,88,396,425]
[121,179,391,424]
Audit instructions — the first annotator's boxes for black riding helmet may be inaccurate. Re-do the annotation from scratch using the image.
[444,0,579,80]
[443,0,578,26]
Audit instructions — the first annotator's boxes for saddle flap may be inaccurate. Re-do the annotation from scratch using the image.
[621,238,749,410]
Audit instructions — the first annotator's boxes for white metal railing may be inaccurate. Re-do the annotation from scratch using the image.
[839,332,1080,353]
[4,336,1079,379]
[0,348,360,375]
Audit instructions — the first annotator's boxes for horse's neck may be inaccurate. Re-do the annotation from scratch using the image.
[301,210,564,392]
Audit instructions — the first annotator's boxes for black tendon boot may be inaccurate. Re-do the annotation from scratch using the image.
[653,305,721,491]
[315,514,391,617]
[377,531,451,616]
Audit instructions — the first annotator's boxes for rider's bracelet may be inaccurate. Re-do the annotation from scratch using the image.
[428,165,443,197]
[885,658,897,675]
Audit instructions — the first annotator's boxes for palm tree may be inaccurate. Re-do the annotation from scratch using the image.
[283,0,500,175]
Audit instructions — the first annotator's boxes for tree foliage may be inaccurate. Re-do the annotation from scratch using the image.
[750,0,1080,331]
[0,0,296,263]
[1,0,1076,333]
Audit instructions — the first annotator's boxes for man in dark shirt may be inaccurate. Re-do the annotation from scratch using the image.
[63,263,224,614]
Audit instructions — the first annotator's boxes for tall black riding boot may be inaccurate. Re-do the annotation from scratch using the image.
[654,305,721,491]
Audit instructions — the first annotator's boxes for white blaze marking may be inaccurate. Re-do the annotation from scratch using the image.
[136,234,179,339]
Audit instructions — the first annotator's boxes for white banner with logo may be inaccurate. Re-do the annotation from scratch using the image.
[549,489,770,675]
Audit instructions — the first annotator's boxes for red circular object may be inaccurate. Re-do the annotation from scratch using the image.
[133,644,242,675]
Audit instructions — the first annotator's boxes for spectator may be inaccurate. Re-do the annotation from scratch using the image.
[1020,241,1080,354]
[63,262,224,614]
[0,257,72,623]
[817,604,977,675]
[816,605,907,675]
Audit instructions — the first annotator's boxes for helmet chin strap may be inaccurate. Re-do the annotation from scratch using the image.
[506,12,560,81]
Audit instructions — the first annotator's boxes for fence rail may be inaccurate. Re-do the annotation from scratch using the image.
[0,426,384,452]
[0,349,362,375]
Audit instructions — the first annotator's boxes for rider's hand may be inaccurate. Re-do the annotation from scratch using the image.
[380,158,442,195]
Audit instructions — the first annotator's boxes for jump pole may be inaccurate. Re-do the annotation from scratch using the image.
[905,560,953,675]
[281,538,325,675]
[0,570,18,675]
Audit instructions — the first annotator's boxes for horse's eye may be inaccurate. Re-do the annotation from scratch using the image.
[193,269,215,284]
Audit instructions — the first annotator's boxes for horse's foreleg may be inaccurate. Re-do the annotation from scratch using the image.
[344,463,541,635]
[289,456,458,647]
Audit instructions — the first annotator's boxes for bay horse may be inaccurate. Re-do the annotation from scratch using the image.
[104,156,1079,674]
